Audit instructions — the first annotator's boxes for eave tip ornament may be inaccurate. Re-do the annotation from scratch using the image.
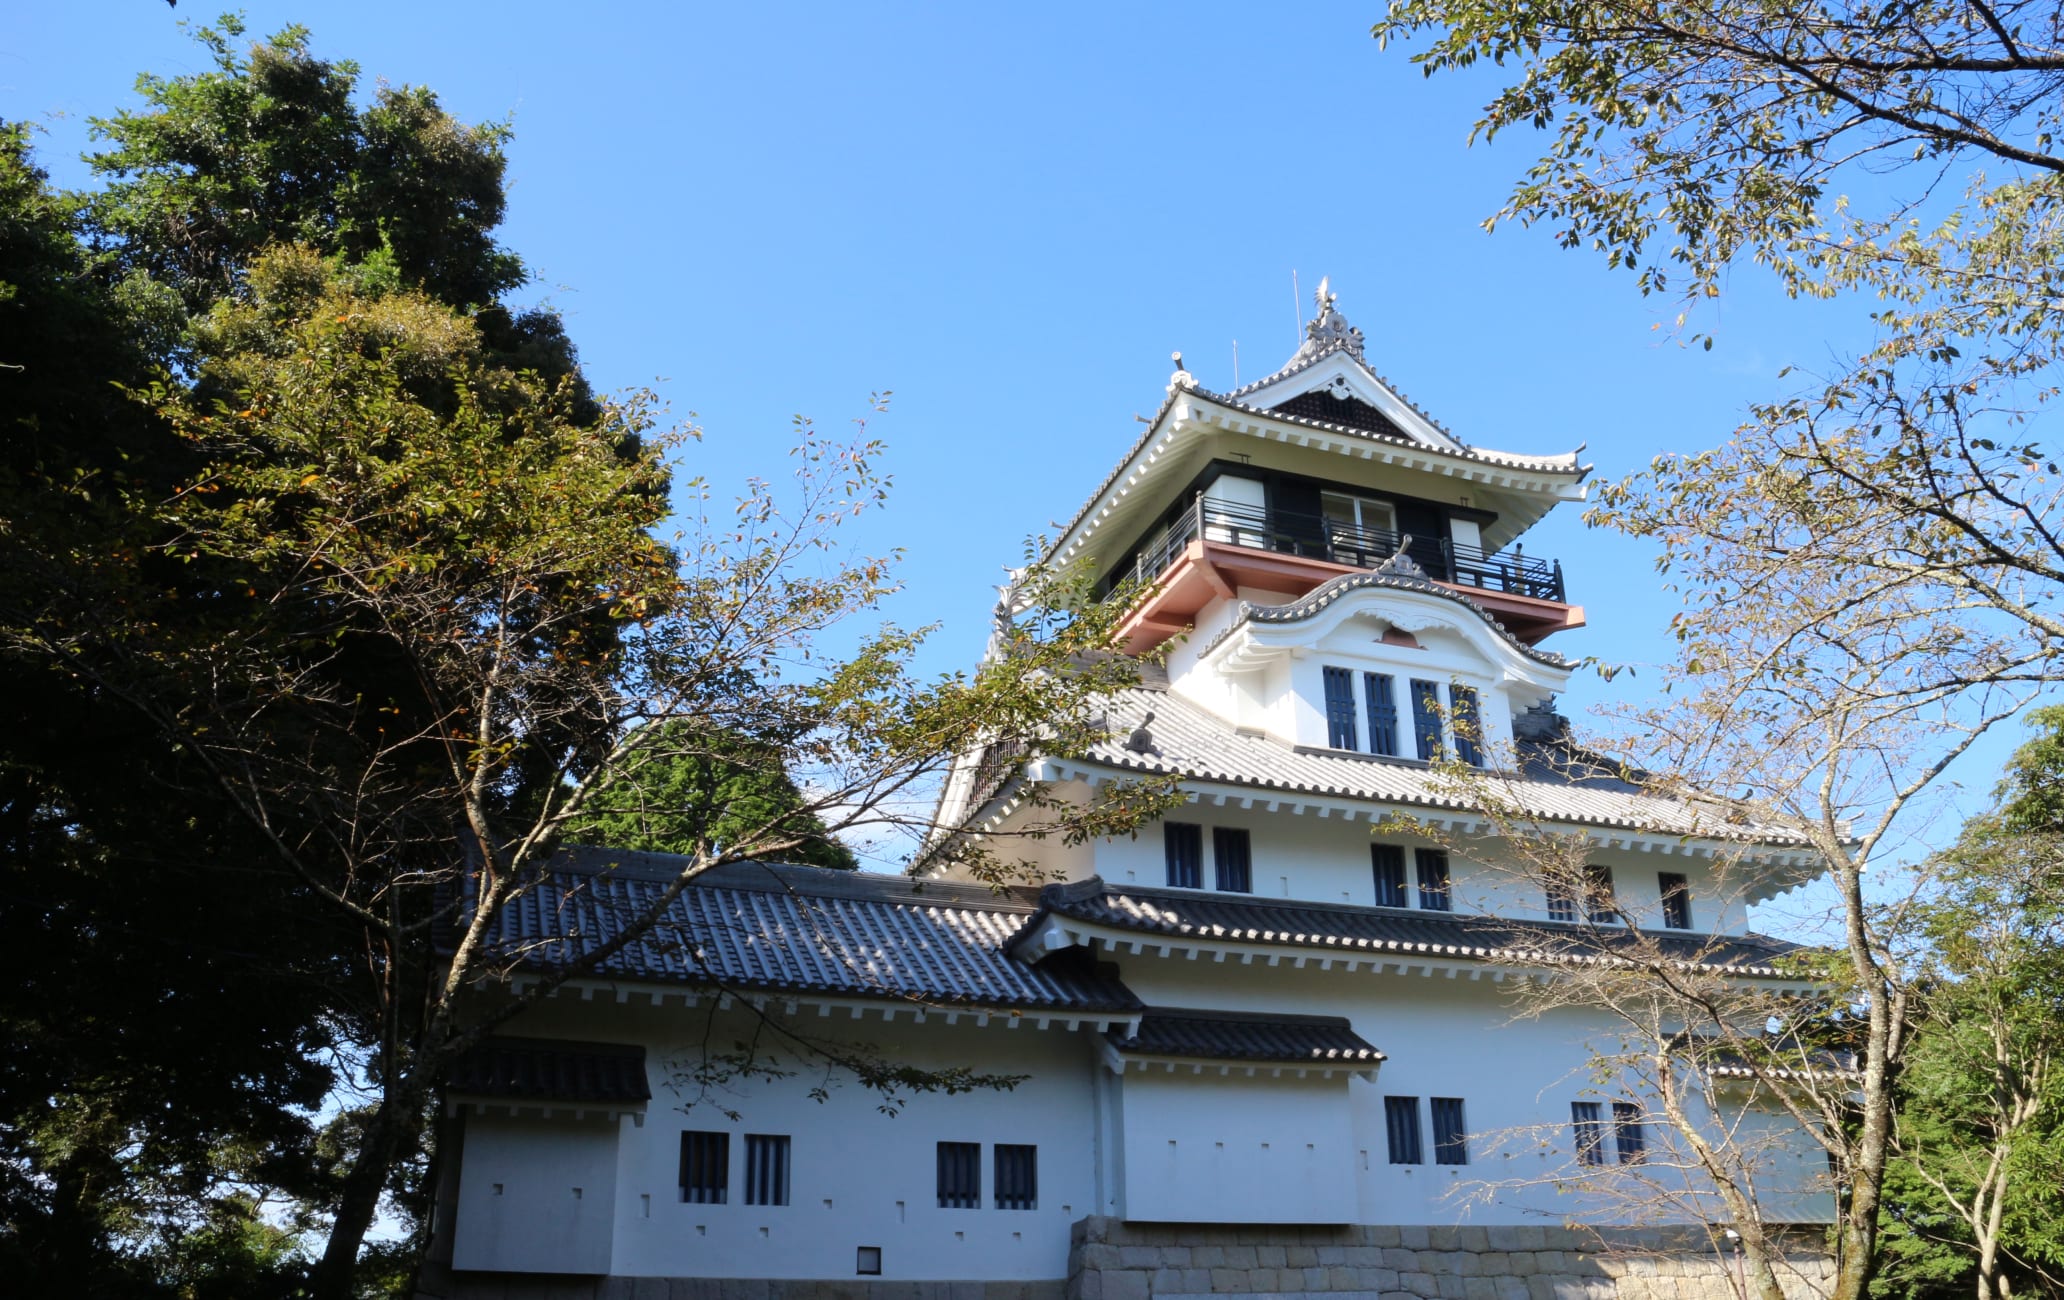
[1297,275,1366,363]
[1167,349,1197,394]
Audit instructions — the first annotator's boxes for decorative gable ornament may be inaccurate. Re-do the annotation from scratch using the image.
[1296,277,1366,363]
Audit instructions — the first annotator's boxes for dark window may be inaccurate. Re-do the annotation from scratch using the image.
[744,1134,789,1206]
[1410,679,1443,760]
[1371,844,1408,908]
[1416,849,1452,912]
[1450,685,1483,767]
[1323,666,1358,750]
[856,1247,882,1276]
[1546,872,1578,923]
[1164,822,1202,889]
[1364,673,1399,756]
[680,1130,729,1204]
[1571,1102,1606,1166]
[1585,865,1617,923]
[937,1141,980,1209]
[1431,1098,1469,1166]
[1613,1103,1646,1164]
[1659,873,1692,929]
[1213,827,1252,893]
[995,1144,1038,1210]
[1384,1096,1423,1165]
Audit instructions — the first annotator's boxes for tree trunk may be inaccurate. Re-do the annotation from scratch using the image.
[1831,1218,1880,1300]
[310,1085,421,1300]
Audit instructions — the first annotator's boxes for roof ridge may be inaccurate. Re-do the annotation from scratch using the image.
[1194,568,1571,668]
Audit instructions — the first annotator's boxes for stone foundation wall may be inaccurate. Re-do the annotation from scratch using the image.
[424,1274,1064,1300]
[1064,1218,1832,1300]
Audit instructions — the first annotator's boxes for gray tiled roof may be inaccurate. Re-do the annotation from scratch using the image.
[1032,879,1802,978]
[478,851,1140,1013]
[1071,686,1813,848]
[448,1038,652,1103]
[1108,1007,1384,1064]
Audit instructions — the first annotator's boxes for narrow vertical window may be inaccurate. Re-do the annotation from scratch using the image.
[745,1134,790,1206]
[680,1131,730,1204]
[1410,679,1442,760]
[1449,684,1483,767]
[1163,822,1201,889]
[1546,872,1578,923]
[1212,827,1252,893]
[1371,844,1408,908]
[1659,873,1692,929]
[1571,1103,1605,1166]
[1323,666,1358,750]
[1431,1098,1470,1166]
[1383,1096,1423,1165]
[1416,848,1452,912]
[994,1144,1038,1210]
[1584,864,1617,923]
[1364,672,1399,756]
[1612,1103,1646,1164]
[936,1141,980,1209]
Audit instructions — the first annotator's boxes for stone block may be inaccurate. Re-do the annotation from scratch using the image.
[1258,1246,1287,1268]
[1457,1227,1489,1253]
[1484,1227,1524,1253]
[1464,1280,1502,1300]
[1287,1247,1318,1268]
[1118,1248,1161,1269]
[1180,1270,1212,1293]
[1367,1225,1402,1250]
[1495,1282,1530,1300]
[1191,1248,1224,1269]
[1149,1268,1183,1293]
[1328,1265,1359,1290]
[1515,1228,1548,1251]
[1224,1248,1258,1270]
[1400,1226,1432,1250]
[1427,1226,1460,1251]
[1364,1268,1402,1292]
[1534,1253,1566,1274]
[1073,1273,1101,1300]
[1303,1267,1328,1290]
[1279,1267,1307,1292]
[1316,1247,1347,1266]
[1382,1249,1419,1272]
[1101,1273,1148,1300]
[1478,1253,1509,1276]
[1083,1247,1123,1271]
[1209,1268,1245,1293]
[1438,1275,1468,1300]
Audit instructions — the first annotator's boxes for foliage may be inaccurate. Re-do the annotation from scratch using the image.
[566,721,860,868]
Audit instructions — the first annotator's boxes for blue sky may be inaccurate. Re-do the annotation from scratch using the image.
[5,3,2008,878]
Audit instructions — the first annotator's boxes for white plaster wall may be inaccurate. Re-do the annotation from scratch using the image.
[452,1116,621,1274]
[1113,1071,1356,1223]
[486,1001,1103,1283]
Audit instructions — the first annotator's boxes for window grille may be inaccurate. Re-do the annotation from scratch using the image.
[1546,873,1578,923]
[1585,865,1617,923]
[1431,1097,1469,1166]
[937,1141,980,1209]
[1364,673,1399,756]
[1163,822,1201,889]
[1416,848,1452,912]
[1613,1103,1646,1164]
[1371,844,1408,908]
[1449,685,1483,767]
[1323,666,1359,749]
[1384,1096,1423,1164]
[1659,873,1692,929]
[1213,827,1252,893]
[1571,1102,1605,1166]
[1410,679,1442,760]
[994,1144,1038,1210]
[744,1134,789,1206]
[679,1130,729,1204]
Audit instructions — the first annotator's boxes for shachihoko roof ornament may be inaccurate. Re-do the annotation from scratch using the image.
[1296,276,1366,363]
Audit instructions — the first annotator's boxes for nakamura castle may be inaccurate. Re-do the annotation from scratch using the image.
[422,288,1832,1300]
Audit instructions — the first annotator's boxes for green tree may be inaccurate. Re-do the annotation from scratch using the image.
[567,722,860,869]
[1368,4,2064,1297]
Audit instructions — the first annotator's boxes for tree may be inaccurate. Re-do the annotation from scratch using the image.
[1370,4,2064,1297]
[566,721,860,869]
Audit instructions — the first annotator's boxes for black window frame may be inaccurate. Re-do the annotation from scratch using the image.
[1416,848,1452,912]
[1212,826,1252,893]
[936,1141,981,1209]
[1371,843,1408,908]
[1584,864,1617,923]
[1612,1102,1646,1164]
[994,1144,1038,1210]
[1449,684,1483,767]
[1164,821,1202,890]
[1546,872,1578,923]
[1364,672,1400,757]
[1431,1097,1470,1166]
[1659,872,1692,930]
[1571,1102,1605,1167]
[1410,679,1443,761]
[744,1133,790,1207]
[1323,666,1359,750]
[1384,1096,1423,1165]
[680,1130,730,1204]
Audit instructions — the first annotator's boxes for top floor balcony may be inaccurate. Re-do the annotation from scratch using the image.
[1105,495,1584,654]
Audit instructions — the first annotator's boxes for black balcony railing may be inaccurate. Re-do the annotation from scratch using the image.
[1111,497,1566,604]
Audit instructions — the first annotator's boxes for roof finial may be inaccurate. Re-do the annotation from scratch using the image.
[1296,277,1365,362]
[1167,349,1197,394]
